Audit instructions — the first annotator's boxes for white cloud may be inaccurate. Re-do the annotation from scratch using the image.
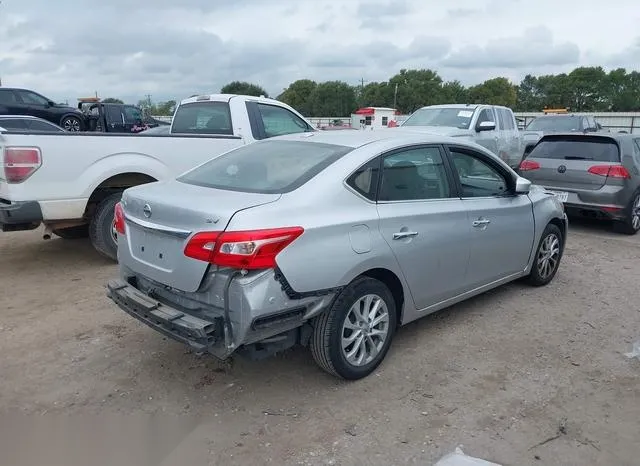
[0,0,638,104]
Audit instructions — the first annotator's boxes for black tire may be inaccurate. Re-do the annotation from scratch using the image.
[61,115,83,132]
[89,193,121,261]
[613,193,640,236]
[310,277,397,380]
[52,225,89,239]
[526,223,563,286]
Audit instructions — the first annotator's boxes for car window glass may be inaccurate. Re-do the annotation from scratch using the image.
[346,158,380,201]
[105,105,123,124]
[633,139,640,159]
[449,149,508,197]
[257,104,309,138]
[123,106,143,124]
[0,118,28,130]
[503,110,515,130]
[0,90,18,104]
[495,109,505,130]
[17,91,49,106]
[27,119,62,132]
[171,101,233,135]
[528,138,620,162]
[477,109,494,125]
[379,147,450,201]
[178,140,352,194]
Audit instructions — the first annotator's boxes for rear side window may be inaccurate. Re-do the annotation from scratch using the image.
[0,90,18,104]
[27,119,63,132]
[178,140,352,194]
[347,158,380,201]
[502,109,515,130]
[171,101,233,135]
[0,118,28,130]
[528,137,620,162]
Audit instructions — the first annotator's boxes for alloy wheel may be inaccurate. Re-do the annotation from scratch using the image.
[631,195,640,231]
[537,233,560,280]
[63,118,81,131]
[341,294,390,367]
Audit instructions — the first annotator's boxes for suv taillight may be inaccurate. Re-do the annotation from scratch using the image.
[184,227,304,269]
[518,160,540,171]
[587,164,631,179]
[2,147,42,183]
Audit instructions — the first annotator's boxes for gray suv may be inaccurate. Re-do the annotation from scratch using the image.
[518,133,640,234]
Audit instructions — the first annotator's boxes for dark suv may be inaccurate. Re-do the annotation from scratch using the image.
[0,87,85,131]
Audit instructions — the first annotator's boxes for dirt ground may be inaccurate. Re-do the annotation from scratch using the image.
[1,222,639,466]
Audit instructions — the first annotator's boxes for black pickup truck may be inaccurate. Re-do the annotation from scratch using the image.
[78,99,170,133]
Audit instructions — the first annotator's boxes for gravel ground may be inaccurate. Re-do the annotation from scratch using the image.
[0,221,639,466]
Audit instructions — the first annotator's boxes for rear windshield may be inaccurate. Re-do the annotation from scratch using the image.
[178,140,353,194]
[171,101,233,135]
[528,137,620,162]
[526,116,581,132]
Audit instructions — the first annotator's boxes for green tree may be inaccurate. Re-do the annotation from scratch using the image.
[388,69,444,113]
[441,80,469,104]
[607,69,640,111]
[566,66,608,111]
[277,79,317,116]
[220,81,269,97]
[468,77,517,108]
[308,81,357,116]
[154,100,176,116]
[102,97,123,104]
[359,82,394,108]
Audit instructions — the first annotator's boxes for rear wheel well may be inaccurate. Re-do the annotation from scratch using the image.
[360,268,405,325]
[83,172,157,220]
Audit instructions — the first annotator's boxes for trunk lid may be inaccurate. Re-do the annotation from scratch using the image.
[521,135,621,191]
[120,180,280,292]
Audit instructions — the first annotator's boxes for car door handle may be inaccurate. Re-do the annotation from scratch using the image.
[393,231,419,240]
[472,219,491,227]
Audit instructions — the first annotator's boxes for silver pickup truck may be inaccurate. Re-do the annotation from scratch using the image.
[397,104,524,169]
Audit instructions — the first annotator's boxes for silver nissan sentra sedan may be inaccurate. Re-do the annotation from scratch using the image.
[107,130,568,380]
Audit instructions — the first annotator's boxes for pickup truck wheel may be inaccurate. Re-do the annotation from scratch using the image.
[89,193,121,261]
[52,225,89,239]
[61,115,82,132]
[310,277,396,380]
[526,223,563,286]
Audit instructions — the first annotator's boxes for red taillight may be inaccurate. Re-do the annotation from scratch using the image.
[114,202,126,235]
[184,227,304,270]
[518,160,540,171]
[2,147,42,183]
[587,164,631,179]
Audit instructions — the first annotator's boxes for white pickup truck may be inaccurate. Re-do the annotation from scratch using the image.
[397,104,524,169]
[0,94,315,259]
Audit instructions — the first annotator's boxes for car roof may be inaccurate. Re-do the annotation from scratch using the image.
[274,129,482,149]
[0,115,50,121]
[179,94,281,105]
[538,132,634,143]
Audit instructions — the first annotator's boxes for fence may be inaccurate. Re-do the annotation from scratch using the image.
[157,112,640,134]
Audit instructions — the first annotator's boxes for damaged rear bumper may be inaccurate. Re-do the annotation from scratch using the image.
[107,279,228,356]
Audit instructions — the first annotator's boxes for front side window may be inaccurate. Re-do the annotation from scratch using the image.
[257,103,310,138]
[178,140,352,194]
[123,106,143,124]
[171,101,233,135]
[379,147,451,201]
[476,109,495,125]
[449,148,508,197]
[17,91,49,106]
[105,106,123,124]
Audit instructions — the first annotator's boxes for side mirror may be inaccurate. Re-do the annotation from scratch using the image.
[476,120,496,132]
[515,176,531,194]
[46,100,54,107]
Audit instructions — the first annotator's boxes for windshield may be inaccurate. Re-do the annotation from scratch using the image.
[178,140,353,194]
[526,116,581,132]
[402,107,474,129]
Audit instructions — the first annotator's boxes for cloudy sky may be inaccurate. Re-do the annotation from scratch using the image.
[0,0,639,104]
